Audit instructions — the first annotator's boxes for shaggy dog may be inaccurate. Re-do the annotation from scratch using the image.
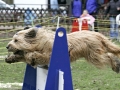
[5,27,120,73]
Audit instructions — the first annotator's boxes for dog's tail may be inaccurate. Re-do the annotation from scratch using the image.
[102,38,120,57]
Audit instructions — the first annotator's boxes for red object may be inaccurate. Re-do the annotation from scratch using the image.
[104,0,109,4]
[71,19,79,32]
[81,19,89,30]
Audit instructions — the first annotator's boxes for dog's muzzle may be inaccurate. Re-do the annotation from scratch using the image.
[6,44,24,56]
[6,44,10,49]
[6,44,15,52]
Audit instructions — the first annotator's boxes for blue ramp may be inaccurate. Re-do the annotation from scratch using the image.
[22,64,36,90]
[45,27,73,90]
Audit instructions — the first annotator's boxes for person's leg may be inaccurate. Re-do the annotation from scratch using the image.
[115,22,119,39]
[109,17,115,38]
[90,12,98,32]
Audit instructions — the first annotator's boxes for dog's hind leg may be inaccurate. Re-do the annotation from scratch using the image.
[107,53,120,73]
[85,52,120,73]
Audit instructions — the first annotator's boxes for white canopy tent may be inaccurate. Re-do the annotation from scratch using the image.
[14,0,48,9]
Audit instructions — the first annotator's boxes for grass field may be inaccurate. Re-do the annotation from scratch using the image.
[0,41,9,57]
[0,62,25,90]
[0,59,120,90]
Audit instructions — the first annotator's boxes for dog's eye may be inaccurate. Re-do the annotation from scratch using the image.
[14,39,18,42]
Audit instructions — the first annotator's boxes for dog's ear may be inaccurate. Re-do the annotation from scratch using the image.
[25,27,38,38]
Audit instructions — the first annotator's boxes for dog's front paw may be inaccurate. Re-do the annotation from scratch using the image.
[5,55,21,64]
[5,55,16,64]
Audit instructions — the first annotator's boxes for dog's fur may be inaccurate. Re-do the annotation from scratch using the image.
[5,27,120,73]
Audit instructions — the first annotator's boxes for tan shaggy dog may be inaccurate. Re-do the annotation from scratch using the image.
[5,27,120,73]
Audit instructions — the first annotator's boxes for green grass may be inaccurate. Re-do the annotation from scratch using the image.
[72,60,120,90]
[0,62,26,83]
[0,60,120,90]
[0,41,8,55]
[0,62,26,90]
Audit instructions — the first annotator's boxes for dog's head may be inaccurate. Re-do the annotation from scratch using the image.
[6,27,39,54]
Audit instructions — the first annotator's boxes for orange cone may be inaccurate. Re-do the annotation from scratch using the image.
[81,19,89,30]
[71,19,79,32]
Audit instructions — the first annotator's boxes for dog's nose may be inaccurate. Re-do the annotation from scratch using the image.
[6,46,9,49]
[6,45,9,49]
